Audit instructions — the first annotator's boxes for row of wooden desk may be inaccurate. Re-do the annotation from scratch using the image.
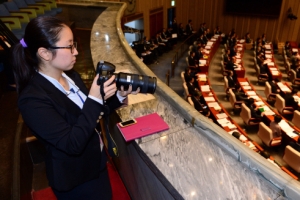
[194,73,299,179]
[237,78,300,144]
[233,40,246,78]
[197,73,261,152]
[261,43,283,80]
[197,35,221,73]
[184,36,300,179]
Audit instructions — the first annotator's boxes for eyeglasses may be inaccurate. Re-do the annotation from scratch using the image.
[49,42,77,53]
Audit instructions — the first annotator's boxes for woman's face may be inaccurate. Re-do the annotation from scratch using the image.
[49,26,78,72]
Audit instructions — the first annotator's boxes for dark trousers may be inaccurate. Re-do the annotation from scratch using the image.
[53,167,112,200]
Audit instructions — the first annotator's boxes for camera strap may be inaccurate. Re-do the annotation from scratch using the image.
[99,81,119,158]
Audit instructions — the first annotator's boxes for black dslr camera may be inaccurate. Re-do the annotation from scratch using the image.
[96,61,157,94]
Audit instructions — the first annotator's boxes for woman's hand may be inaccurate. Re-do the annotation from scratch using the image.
[119,85,140,97]
[89,75,117,100]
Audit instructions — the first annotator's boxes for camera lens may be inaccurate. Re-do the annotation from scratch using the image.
[115,73,157,94]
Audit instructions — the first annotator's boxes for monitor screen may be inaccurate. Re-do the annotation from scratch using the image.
[224,0,283,18]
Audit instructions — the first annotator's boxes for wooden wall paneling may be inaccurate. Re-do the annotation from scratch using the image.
[227,16,235,34]
[253,18,260,40]
[212,0,219,29]
[189,0,196,31]
[258,19,267,39]
[135,0,300,44]
[290,1,300,41]
[269,20,277,43]
[217,0,225,34]
[179,0,189,31]
[208,1,216,31]
[278,0,290,42]
[201,0,207,30]
[193,1,199,30]
[246,18,251,37]
[235,16,243,38]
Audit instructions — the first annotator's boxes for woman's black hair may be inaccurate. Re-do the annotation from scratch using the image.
[11,16,66,94]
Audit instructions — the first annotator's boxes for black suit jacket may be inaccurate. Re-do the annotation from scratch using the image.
[227,75,236,88]
[187,82,196,95]
[186,24,193,35]
[195,51,203,61]
[188,55,196,66]
[18,70,122,191]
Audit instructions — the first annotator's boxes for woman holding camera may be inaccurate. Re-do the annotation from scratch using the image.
[11,16,138,199]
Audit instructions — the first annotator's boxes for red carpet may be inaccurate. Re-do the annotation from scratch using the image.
[31,162,131,200]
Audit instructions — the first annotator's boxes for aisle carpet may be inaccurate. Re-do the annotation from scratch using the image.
[31,162,131,200]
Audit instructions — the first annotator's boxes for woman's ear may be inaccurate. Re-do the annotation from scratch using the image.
[37,47,51,61]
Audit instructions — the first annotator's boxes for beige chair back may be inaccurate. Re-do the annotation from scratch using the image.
[187,96,194,107]
[240,103,251,124]
[229,89,236,107]
[286,61,291,72]
[289,69,296,83]
[257,122,273,147]
[292,110,300,129]
[185,56,189,67]
[183,82,189,99]
[256,64,261,76]
[283,145,300,173]
[274,94,285,114]
[181,71,185,83]
[224,76,229,93]
[264,82,272,99]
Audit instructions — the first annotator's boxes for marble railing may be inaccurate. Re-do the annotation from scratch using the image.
[58,1,300,199]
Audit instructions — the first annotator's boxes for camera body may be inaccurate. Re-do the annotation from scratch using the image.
[96,61,157,94]
[96,61,115,86]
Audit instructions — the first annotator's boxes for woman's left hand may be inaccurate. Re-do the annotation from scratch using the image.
[119,85,140,97]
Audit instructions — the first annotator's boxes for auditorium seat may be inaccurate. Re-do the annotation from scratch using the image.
[264,82,276,105]
[283,145,300,173]
[187,96,194,107]
[288,69,300,85]
[183,82,189,100]
[4,1,37,19]
[220,60,229,76]
[223,76,232,98]
[285,60,291,73]
[257,122,281,147]
[228,89,242,113]
[255,64,269,84]
[292,110,300,129]
[13,0,56,16]
[0,6,26,39]
[181,71,185,83]
[240,103,260,127]
[185,56,189,67]
[34,0,62,14]
[274,94,294,115]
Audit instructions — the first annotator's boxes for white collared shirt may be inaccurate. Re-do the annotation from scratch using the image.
[39,72,126,109]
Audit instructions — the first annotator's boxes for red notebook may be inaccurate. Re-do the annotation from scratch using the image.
[117,113,169,142]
